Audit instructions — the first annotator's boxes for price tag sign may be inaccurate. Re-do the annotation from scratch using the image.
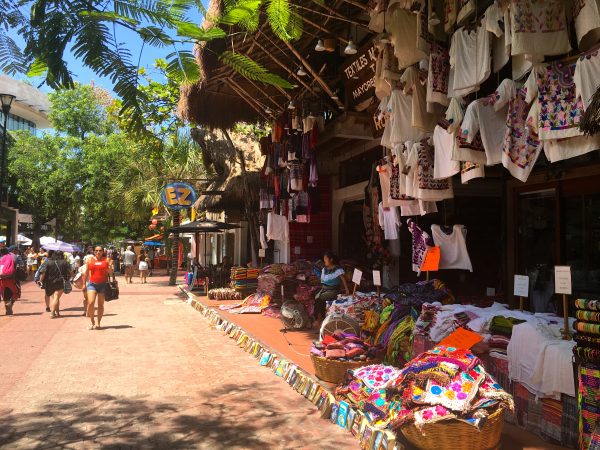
[421,246,441,272]
[555,266,572,295]
[258,249,266,258]
[352,269,363,286]
[373,270,381,287]
[514,275,529,297]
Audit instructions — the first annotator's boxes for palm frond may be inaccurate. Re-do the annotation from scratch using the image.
[219,51,293,88]
[220,0,263,31]
[166,50,201,84]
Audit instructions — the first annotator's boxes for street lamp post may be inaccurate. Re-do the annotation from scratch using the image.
[0,94,15,202]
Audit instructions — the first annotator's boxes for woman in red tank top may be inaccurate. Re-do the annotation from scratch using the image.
[84,246,113,330]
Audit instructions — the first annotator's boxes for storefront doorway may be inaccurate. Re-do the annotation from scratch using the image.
[514,174,600,311]
[339,200,367,266]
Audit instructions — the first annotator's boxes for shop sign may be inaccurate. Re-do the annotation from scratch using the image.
[340,39,378,110]
[18,222,51,232]
[554,266,572,295]
[352,268,363,285]
[372,270,381,286]
[161,182,197,210]
[513,275,529,297]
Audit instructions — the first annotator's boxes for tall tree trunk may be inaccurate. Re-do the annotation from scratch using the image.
[222,129,259,266]
[168,211,180,286]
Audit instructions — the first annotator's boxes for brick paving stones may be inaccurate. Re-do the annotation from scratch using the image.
[0,276,357,449]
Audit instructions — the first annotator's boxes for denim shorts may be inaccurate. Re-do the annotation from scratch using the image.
[87,282,108,294]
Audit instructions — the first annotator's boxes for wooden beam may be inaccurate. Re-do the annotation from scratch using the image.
[302,2,370,29]
[283,40,344,109]
[226,78,272,121]
[339,0,368,11]
[252,36,319,96]
[302,15,349,43]
[245,77,290,106]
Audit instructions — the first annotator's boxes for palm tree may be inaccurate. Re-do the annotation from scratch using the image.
[1,0,298,133]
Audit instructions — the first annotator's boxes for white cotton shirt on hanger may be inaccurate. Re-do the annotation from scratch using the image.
[575,0,600,52]
[459,79,516,166]
[432,125,460,179]
[431,224,473,271]
[401,66,438,132]
[386,89,427,146]
[449,24,492,96]
[386,7,428,70]
[378,202,401,240]
[266,212,289,242]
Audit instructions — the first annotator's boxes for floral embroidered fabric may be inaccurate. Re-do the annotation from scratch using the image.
[502,88,542,182]
[535,60,585,140]
[427,43,450,106]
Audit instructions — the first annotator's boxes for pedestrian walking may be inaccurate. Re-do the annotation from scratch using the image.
[26,248,36,279]
[0,247,19,315]
[147,247,154,276]
[40,251,72,318]
[122,245,136,283]
[84,246,113,330]
[111,247,120,274]
[138,250,149,284]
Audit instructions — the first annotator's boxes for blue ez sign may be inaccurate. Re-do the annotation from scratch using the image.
[161,182,197,210]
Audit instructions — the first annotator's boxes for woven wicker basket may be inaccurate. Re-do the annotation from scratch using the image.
[310,354,378,384]
[401,407,505,450]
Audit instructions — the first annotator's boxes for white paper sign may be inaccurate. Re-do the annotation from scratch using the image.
[373,270,381,287]
[294,246,301,255]
[352,269,362,286]
[514,275,529,297]
[258,248,266,258]
[555,266,572,295]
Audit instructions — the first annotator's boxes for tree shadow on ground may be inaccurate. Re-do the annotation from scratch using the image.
[0,381,335,449]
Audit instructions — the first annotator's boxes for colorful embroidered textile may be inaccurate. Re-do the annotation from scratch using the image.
[219,293,270,314]
[502,87,542,182]
[407,219,433,274]
[414,142,453,200]
[576,299,600,311]
[427,43,450,106]
[505,0,571,57]
[534,60,584,140]
[353,364,403,389]
[575,347,600,363]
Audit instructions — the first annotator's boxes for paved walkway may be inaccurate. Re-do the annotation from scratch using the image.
[0,276,356,449]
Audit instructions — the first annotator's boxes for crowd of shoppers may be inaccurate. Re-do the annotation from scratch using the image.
[1,243,158,325]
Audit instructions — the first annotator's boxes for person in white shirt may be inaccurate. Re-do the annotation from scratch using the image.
[122,246,136,284]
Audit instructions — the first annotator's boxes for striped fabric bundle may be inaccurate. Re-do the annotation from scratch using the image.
[541,398,563,442]
[577,310,600,322]
[575,299,600,311]
[579,364,600,450]
[576,321,600,335]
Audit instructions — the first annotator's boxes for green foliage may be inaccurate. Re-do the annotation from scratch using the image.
[219,51,293,88]
[48,85,111,138]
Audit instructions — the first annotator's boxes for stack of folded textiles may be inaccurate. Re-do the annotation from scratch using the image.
[208,288,243,300]
[310,330,380,362]
[579,364,600,449]
[574,299,600,363]
[230,267,259,293]
[488,315,525,360]
[540,398,563,443]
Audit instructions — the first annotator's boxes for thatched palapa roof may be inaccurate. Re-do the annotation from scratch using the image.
[177,0,373,130]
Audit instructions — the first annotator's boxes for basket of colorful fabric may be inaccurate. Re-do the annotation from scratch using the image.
[390,346,513,450]
[310,330,381,384]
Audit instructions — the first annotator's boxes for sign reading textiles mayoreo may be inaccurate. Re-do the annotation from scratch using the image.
[161,182,197,210]
[341,39,377,111]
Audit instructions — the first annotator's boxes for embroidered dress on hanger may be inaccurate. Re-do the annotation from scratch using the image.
[502,88,542,182]
[412,142,454,201]
[534,61,585,140]
[386,6,428,70]
[460,161,485,184]
[407,219,433,273]
[432,124,460,180]
[427,43,451,107]
[449,23,492,96]
[502,0,571,57]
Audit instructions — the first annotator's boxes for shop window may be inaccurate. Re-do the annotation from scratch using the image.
[564,193,600,296]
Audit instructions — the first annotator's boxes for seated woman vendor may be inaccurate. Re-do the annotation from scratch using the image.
[314,252,349,327]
